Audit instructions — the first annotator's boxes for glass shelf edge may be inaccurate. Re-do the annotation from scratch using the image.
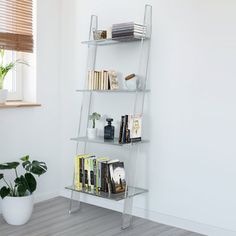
[65,185,148,201]
[75,89,150,93]
[70,136,149,146]
[81,37,150,46]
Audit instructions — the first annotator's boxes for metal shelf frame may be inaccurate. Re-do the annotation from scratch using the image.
[66,4,152,230]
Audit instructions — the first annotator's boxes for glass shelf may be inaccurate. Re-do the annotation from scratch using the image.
[82,36,149,46]
[76,89,150,93]
[71,136,149,146]
[66,185,148,201]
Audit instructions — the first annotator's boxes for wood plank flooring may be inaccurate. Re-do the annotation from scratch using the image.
[0,197,204,236]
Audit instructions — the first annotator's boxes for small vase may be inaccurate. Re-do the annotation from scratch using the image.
[0,89,8,104]
[87,128,97,139]
[2,195,34,225]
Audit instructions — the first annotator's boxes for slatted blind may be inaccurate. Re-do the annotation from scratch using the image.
[0,0,33,53]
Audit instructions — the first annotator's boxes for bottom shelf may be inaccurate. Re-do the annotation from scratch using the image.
[66,185,148,201]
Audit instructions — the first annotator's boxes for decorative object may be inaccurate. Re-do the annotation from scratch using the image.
[104,118,115,140]
[124,73,140,90]
[0,155,47,225]
[88,112,101,139]
[0,49,28,104]
[93,30,107,40]
[108,70,119,90]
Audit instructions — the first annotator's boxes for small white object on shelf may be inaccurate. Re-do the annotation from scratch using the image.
[87,128,97,139]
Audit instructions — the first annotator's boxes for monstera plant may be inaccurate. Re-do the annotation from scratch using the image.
[0,155,47,199]
[0,155,47,225]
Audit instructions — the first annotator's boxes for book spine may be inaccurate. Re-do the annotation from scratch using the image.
[90,158,94,191]
[84,158,89,189]
[75,157,79,188]
[80,158,84,188]
[98,162,102,191]
[125,115,129,143]
[91,70,94,90]
[101,162,108,192]
[122,115,127,144]
[119,116,124,144]
[93,159,97,191]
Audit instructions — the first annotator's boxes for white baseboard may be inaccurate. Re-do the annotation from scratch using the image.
[60,189,236,236]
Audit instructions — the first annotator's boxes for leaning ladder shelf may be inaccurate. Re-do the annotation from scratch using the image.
[66,4,152,230]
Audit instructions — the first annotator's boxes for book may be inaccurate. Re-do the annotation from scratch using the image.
[96,157,110,191]
[118,116,125,144]
[89,157,95,191]
[129,114,142,142]
[108,161,126,194]
[122,115,128,144]
[118,114,142,143]
[74,154,93,189]
[87,70,116,91]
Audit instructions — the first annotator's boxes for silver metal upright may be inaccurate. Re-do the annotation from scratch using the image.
[122,4,152,229]
[69,15,98,214]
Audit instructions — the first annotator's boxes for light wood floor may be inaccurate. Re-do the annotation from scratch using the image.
[0,197,203,236]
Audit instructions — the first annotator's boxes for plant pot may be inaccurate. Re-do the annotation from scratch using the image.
[2,195,34,225]
[0,89,8,104]
[87,128,97,139]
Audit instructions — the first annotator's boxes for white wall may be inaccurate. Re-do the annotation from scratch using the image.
[59,0,236,235]
[0,0,61,209]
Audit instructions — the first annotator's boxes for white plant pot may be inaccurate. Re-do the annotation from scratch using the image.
[87,128,97,139]
[0,89,8,104]
[2,195,34,225]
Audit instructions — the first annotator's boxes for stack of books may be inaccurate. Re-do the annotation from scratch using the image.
[75,154,126,194]
[112,22,146,39]
[119,114,142,144]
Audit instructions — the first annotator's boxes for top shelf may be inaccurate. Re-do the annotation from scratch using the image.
[81,36,149,46]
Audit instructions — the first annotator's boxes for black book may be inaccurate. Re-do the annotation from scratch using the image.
[122,115,128,144]
[80,158,84,188]
[108,161,126,194]
[101,161,109,192]
[119,116,125,144]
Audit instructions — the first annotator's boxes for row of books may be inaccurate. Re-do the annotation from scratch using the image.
[87,70,111,90]
[75,154,126,194]
[112,22,146,39]
[119,114,142,144]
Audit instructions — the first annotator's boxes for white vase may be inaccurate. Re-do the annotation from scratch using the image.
[87,128,97,139]
[0,89,8,104]
[2,195,34,225]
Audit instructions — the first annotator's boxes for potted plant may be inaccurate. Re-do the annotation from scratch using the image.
[0,155,47,225]
[0,49,27,104]
[87,112,101,139]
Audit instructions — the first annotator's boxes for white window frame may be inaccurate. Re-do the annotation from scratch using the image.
[3,51,23,101]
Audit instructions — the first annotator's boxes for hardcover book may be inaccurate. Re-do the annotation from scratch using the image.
[129,114,142,142]
[108,161,126,194]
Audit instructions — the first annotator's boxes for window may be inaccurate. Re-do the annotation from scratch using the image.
[2,50,23,100]
[0,0,34,101]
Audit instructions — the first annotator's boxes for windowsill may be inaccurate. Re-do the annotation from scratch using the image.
[0,101,41,109]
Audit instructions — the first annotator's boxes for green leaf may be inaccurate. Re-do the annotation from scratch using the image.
[25,173,36,193]
[0,186,10,199]
[20,155,30,162]
[0,173,3,180]
[22,160,31,169]
[15,176,28,196]
[23,160,47,176]
[0,162,20,170]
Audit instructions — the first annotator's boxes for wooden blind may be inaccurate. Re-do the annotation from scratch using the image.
[0,0,33,53]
